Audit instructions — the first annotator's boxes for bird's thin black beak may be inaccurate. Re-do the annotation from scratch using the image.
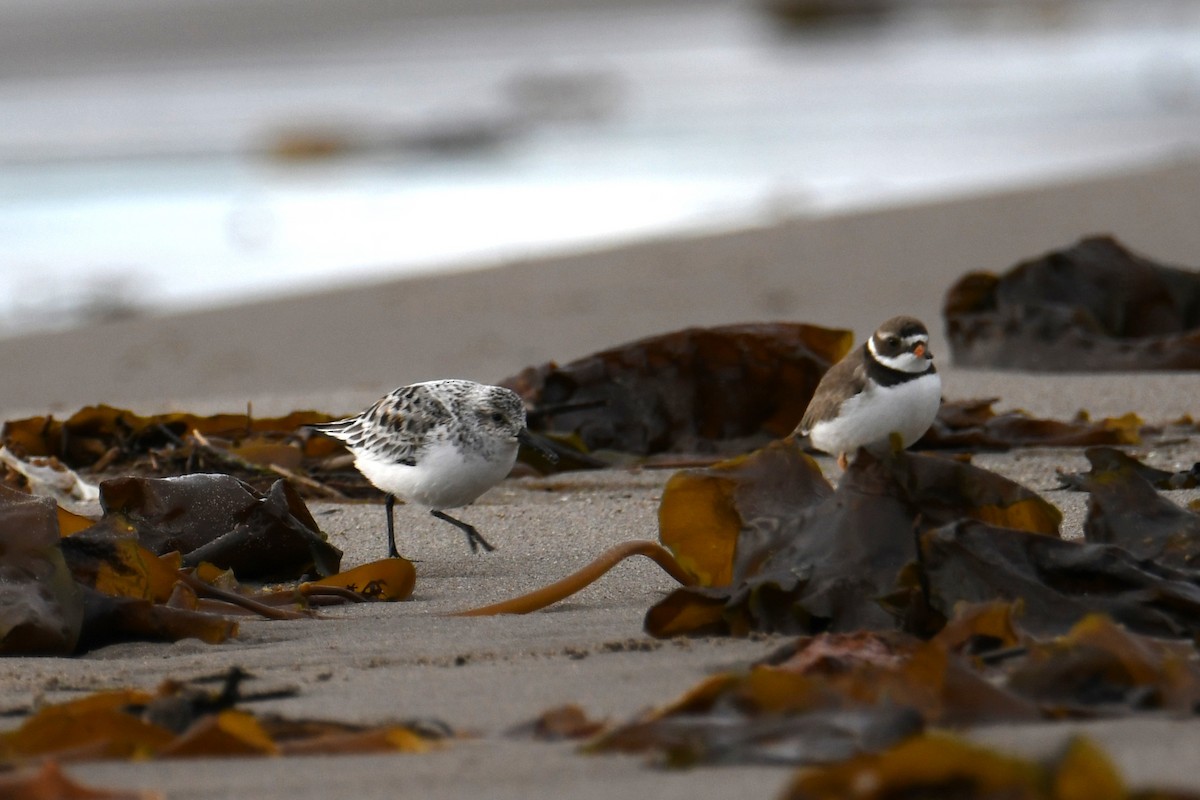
[518,428,559,463]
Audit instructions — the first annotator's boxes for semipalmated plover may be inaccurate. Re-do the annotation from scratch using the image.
[796,316,941,469]
[310,380,555,557]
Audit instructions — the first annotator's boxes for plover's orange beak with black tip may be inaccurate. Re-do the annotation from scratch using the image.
[913,342,927,358]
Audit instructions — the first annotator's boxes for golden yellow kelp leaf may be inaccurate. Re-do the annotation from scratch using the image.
[193,562,239,590]
[0,760,163,800]
[932,600,1025,655]
[228,439,304,471]
[1053,738,1125,800]
[1063,614,1164,685]
[159,710,278,758]
[1,689,168,761]
[0,674,456,766]
[658,471,740,588]
[970,497,1063,537]
[1007,614,1200,715]
[62,534,181,603]
[57,506,97,536]
[510,705,608,742]
[782,733,1129,800]
[453,541,692,617]
[642,589,729,637]
[1100,413,1143,443]
[1,405,337,466]
[279,726,436,756]
[658,437,831,587]
[900,450,1062,537]
[304,557,416,601]
[922,399,1143,450]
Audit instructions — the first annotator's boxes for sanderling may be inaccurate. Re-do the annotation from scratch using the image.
[310,379,555,557]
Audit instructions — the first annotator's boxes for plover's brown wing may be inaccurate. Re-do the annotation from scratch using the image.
[797,346,868,435]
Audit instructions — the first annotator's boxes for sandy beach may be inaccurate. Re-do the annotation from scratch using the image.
[4,161,1200,797]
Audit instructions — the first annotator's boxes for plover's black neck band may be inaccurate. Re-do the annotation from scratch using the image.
[864,347,936,387]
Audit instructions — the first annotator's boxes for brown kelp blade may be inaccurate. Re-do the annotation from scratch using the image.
[503,322,853,458]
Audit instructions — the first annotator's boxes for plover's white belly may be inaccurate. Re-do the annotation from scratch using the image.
[809,372,941,456]
[355,438,519,510]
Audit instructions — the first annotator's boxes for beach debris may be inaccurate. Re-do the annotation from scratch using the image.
[919,399,1142,450]
[451,540,694,617]
[944,235,1200,370]
[0,485,84,655]
[0,392,1155,494]
[0,476,413,655]
[594,605,1200,768]
[647,439,1200,640]
[1004,613,1200,716]
[1057,446,1200,491]
[780,734,1147,800]
[0,405,359,498]
[1063,448,1200,570]
[921,519,1200,639]
[0,760,161,800]
[503,322,853,457]
[509,705,608,742]
[0,668,452,765]
[93,474,342,581]
[0,445,100,506]
[647,440,1060,638]
[502,323,1149,465]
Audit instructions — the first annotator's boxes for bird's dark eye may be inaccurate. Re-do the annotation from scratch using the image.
[886,336,900,347]
[490,412,505,423]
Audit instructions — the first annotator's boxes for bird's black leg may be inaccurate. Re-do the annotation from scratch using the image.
[431,510,496,553]
[385,494,400,558]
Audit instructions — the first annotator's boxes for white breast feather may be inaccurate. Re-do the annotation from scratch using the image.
[808,371,941,456]
[354,438,519,510]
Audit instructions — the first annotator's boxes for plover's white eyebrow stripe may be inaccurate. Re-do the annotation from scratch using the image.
[902,333,928,346]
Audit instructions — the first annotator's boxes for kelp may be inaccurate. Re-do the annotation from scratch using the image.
[1005,614,1200,716]
[596,606,1200,767]
[0,474,413,655]
[0,485,84,655]
[921,520,1200,639]
[1,405,368,498]
[944,235,1200,371]
[0,760,160,800]
[647,434,1200,641]
[94,474,342,580]
[647,441,1061,638]
[920,399,1142,450]
[1059,447,1200,491]
[510,705,608,742]
[2,405,335,466]
[453,540,694,617]
[592,624,1028,766]
[780,734,1190,800]
[1068,448,1200,570]
[502,322,853,457]
[0,401,564,495]
[0,669,452,765]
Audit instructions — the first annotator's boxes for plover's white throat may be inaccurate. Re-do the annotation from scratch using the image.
[796,315,941,469]
[310,379,555,557]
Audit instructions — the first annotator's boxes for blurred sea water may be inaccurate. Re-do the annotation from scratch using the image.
[0,0,1198,333]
